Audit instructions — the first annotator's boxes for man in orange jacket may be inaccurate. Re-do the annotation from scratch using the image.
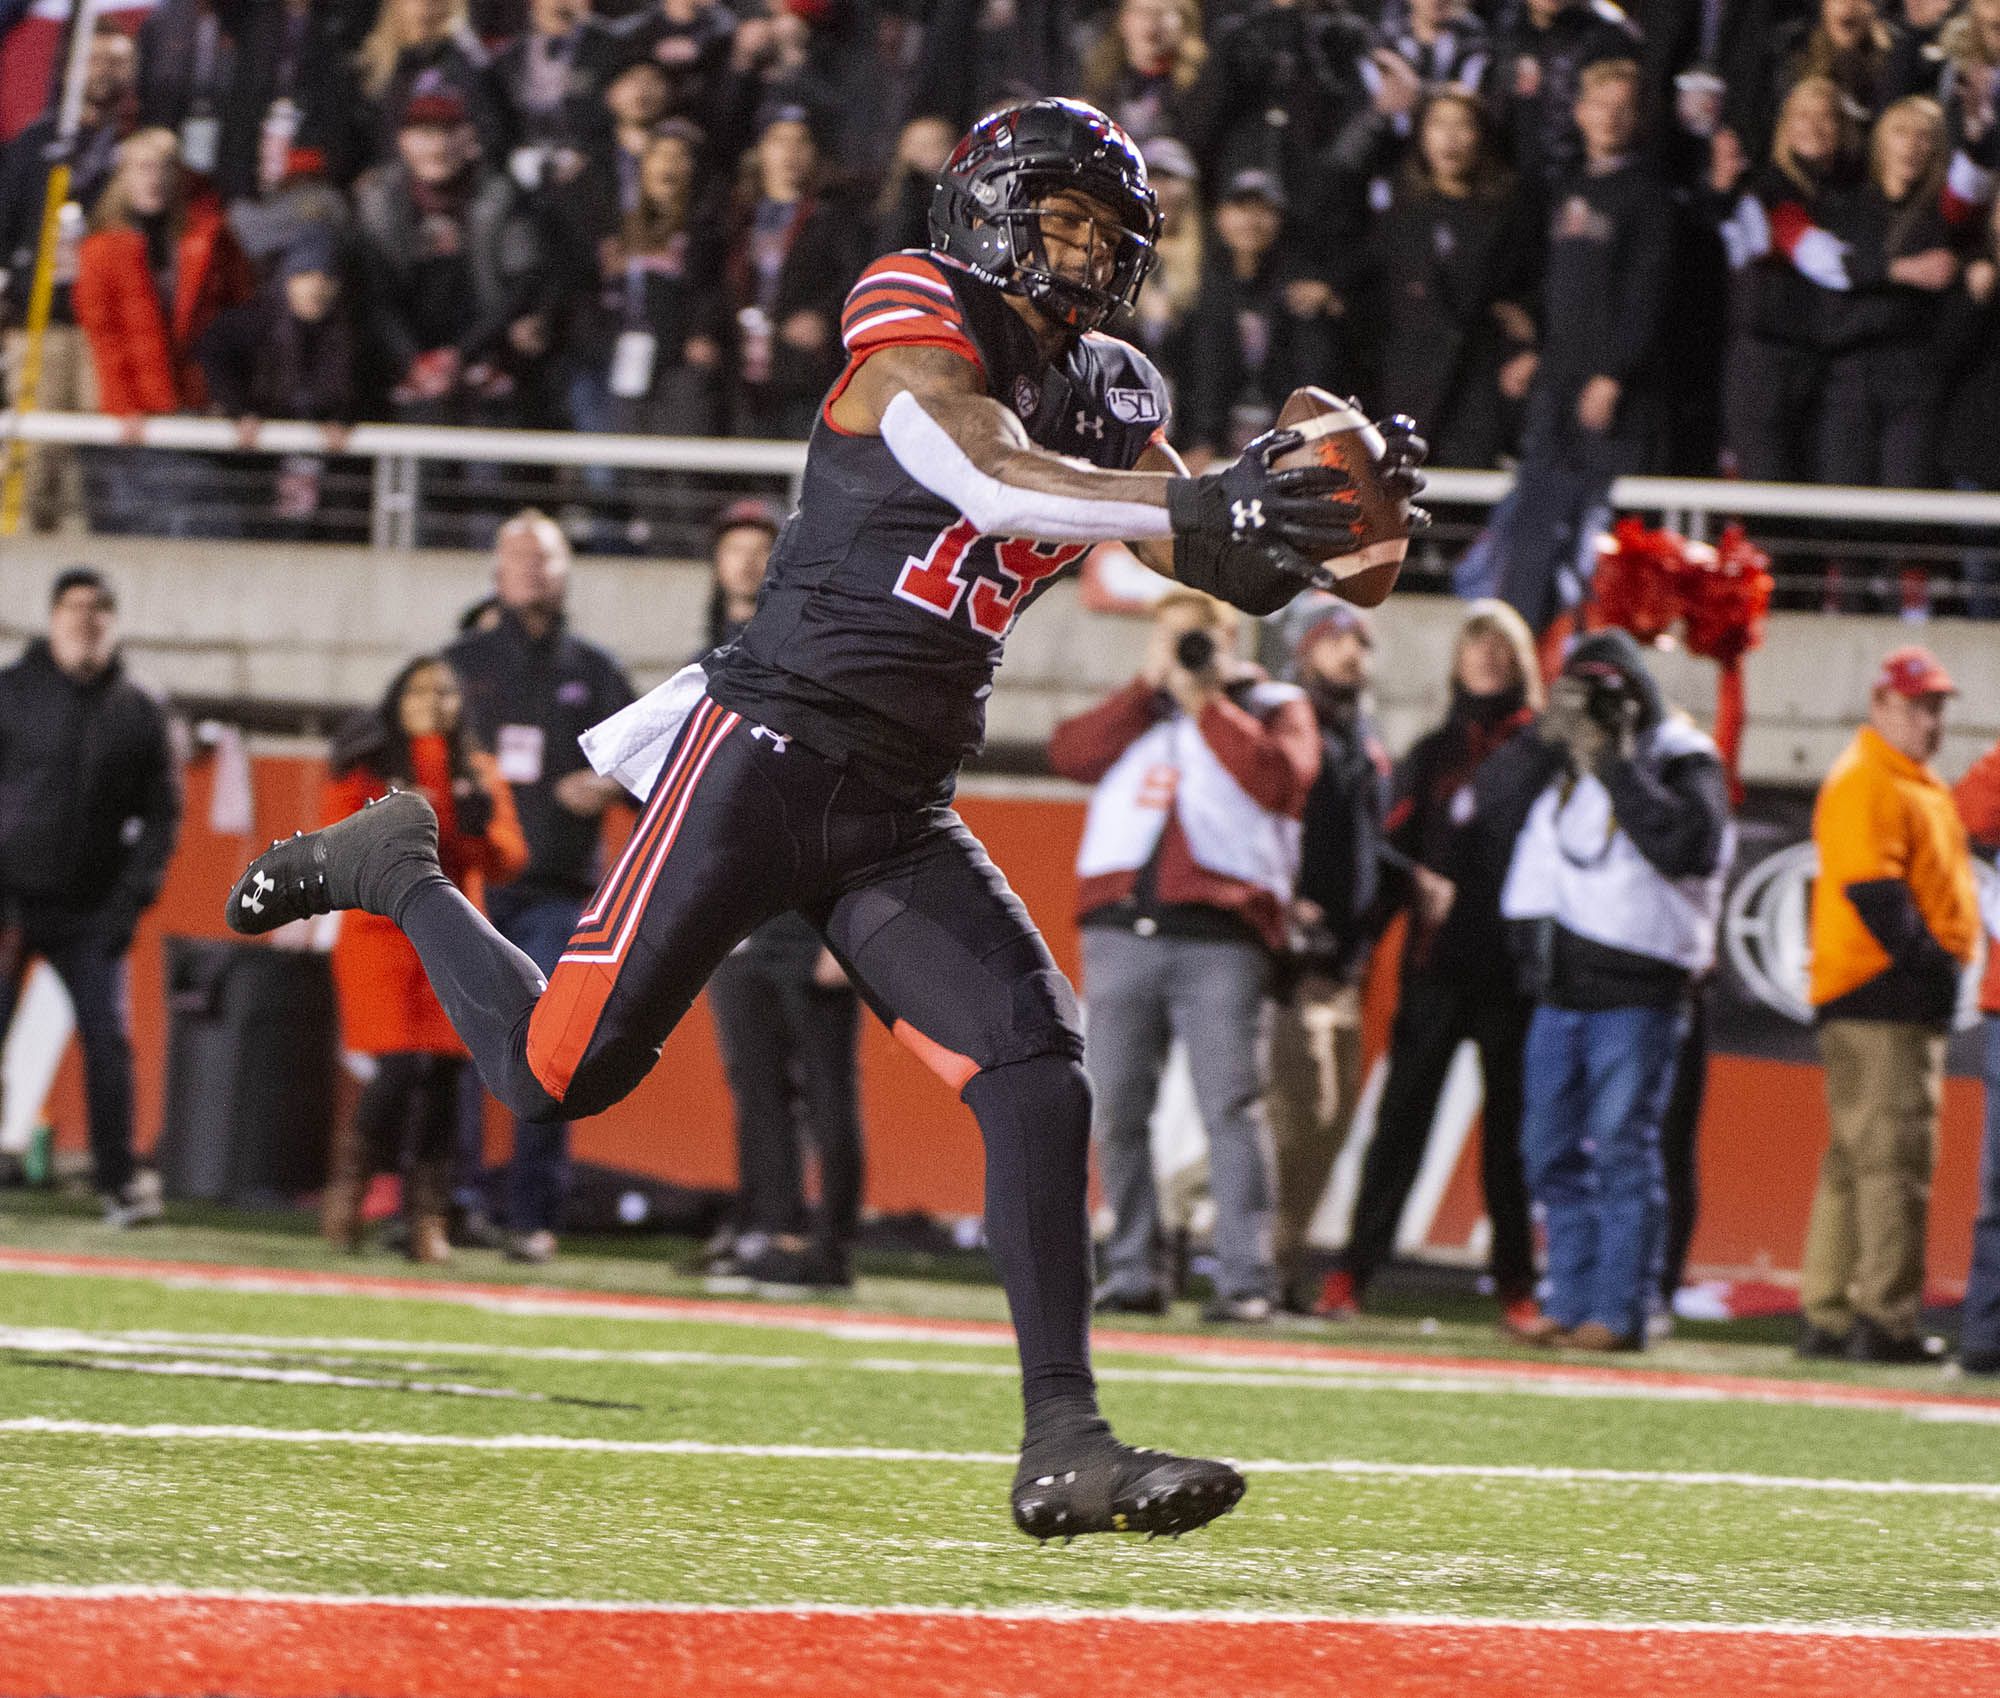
[1953,736,2000,1375]
[1801,647,1978,1364]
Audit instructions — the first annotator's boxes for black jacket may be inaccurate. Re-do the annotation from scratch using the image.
[196,289,361,422]
[724,193,860,437]
[446,610,636,900]
[1935,278,2000,488]
[1177,248,1340,455]
[352,163,546,371]
[1363,181,1538,466]
[1192,4,1376,273]
[1292,692,1389,987]
[1821,180,1954,354]
[1388,687,1558,986]
[1536,156,1673,397]
[0,643,180,917]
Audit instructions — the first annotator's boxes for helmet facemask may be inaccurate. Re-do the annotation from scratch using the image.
[988,182,1158,331]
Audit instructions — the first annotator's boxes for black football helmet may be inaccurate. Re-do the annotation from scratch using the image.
[929,98,1161,334]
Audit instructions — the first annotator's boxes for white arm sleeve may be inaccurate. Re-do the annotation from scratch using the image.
[879,388,1173,543]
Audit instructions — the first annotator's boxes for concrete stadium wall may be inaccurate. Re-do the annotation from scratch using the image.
[5,535,1998,782]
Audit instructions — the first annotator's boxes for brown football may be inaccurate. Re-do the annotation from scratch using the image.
[1271,386,1409,609]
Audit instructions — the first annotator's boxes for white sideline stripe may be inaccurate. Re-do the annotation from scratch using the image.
[6,1418,1999,1499]
[10,1255,2000,1429]
[14,1327,2000,1426]
[5,1586,2000,1641]
[0,1419,1012,1465]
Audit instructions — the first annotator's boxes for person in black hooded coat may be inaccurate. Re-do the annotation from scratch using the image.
[1317,600,1559,1331]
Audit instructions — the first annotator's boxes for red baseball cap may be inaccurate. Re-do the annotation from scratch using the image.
[400,91,469,130]
[1874,646,1957,699]
[711,497,782,540]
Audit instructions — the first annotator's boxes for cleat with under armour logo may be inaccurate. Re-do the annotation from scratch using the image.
[224,789,440,935]
[1010,1435,1245,1541]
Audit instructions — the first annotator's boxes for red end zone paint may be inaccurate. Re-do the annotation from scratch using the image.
[4,1597,1998,1698]
[7,1248,2000,1421]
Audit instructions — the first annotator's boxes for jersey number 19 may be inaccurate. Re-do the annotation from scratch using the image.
[894,518,1090,639]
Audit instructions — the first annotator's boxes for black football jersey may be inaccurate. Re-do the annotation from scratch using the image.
[702,249,1171,804]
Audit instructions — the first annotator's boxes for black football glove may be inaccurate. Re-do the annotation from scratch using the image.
[1376,413,1431,533]
[1171,531,1322,615]
[1165,427,1361,562]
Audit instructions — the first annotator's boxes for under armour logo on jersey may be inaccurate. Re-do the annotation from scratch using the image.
[1075,411,1105,440]
[1231,499,1265,535]
[241,869,275,915]
[751,725,790,753]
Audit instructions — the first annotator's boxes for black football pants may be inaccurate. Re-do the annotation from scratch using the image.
[393,693,1097,1416]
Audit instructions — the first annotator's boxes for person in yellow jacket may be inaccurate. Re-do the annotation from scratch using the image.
[1801,647,1979,1365]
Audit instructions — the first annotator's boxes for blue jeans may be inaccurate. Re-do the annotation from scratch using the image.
[1521,1002,1687,1339]
[489,885,586,1233]
[1961,1017,2000,1365]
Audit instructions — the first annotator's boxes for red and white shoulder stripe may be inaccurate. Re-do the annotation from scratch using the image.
[839,253,983,370]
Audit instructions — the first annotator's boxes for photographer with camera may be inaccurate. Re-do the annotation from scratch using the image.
[1500,629,1734,1351]
[1048,591,1320,1323]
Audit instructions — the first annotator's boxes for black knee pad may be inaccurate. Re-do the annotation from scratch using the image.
[964,1052,1092,1139]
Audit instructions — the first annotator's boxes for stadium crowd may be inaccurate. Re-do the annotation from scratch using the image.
[8,0,2000,528]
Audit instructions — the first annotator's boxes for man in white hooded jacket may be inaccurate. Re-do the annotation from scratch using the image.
[1501,628,1734,1351]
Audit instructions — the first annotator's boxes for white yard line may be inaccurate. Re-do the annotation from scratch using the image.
[7,1253,2000,1427]
[8,1324,2000,1426]
[2,1584,1998,1641]
[4,1416,1998,1499]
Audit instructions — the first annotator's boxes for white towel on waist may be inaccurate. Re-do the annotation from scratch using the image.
[577,662,708,802]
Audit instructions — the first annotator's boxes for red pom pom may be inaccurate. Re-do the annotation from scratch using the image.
[1590,517,1681,644]
[1677,523,1774,665]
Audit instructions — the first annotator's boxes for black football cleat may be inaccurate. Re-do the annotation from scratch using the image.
[1011,1437,1246,1542]
[225,789,440,935]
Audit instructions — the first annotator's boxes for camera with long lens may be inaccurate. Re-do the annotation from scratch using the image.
[1174,629,1217,672]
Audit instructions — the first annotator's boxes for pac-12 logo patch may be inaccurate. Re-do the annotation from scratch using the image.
[1104,386,1161,425]
[1013,375,1041,419]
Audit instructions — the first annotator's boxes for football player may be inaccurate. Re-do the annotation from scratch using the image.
[227,98,1424,1540]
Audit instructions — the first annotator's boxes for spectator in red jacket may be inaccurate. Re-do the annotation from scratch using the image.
[321,654,526,1263]
[74,126,253,419]
[73,126,253,536]
[1048,590,1319,1324]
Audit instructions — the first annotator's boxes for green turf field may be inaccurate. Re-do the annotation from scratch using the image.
[3,1198,1999,1632]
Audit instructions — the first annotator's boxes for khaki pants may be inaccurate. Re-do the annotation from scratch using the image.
[1799,1018,1945,1338]
[3,322,96,532]
[1268,979,1365,1281]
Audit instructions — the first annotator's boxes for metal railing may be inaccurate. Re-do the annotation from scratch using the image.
[7,411,2000,604]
